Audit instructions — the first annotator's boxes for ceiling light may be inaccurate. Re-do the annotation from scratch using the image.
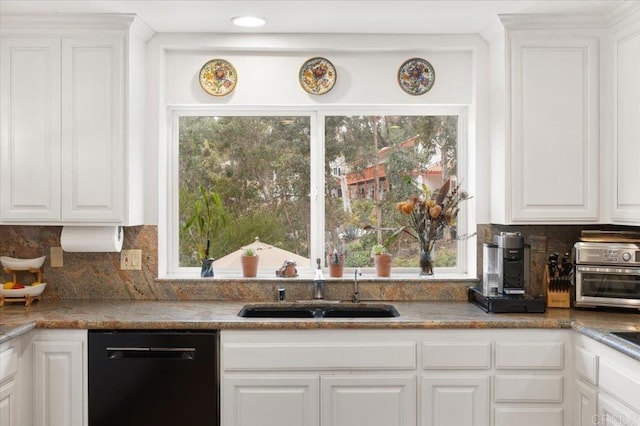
[232,16,266,28]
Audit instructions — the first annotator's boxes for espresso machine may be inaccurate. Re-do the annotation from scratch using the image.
[469,232,546,313]
[495,232,528,295]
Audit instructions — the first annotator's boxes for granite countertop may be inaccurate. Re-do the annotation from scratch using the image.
[1,300,639,360]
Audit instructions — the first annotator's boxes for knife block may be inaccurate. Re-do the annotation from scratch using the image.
[545,265,570,308]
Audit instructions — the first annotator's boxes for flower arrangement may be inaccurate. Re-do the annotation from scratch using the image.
[394,177,472,275]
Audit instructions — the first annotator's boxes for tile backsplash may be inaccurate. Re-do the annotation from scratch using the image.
[0,223,632,300]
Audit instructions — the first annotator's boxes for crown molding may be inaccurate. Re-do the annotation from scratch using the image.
[606,1,640,33]
[499,13,607,30]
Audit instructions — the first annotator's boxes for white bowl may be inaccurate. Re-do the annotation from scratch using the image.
[0,256,46,270]
[0,282,46,297]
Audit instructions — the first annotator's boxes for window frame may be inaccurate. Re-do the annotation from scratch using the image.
[163,105,472,279]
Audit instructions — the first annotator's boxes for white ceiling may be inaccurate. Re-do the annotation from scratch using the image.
[0,0,628,34]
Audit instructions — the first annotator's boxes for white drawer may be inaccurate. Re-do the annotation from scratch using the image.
[495,341,564,369]
[599,359,640,411]
[574,345,598,385]
[494,407,564,426]
[223,341,417,371]
[0,346,18,382]
[494,374,564,402]
[422,342,491,369]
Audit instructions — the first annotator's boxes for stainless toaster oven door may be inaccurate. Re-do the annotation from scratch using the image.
[575,265,640,308]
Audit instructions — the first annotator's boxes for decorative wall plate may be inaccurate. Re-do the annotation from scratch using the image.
[397,58,435,96]
[199,59,238,97]
[299,57,336,95]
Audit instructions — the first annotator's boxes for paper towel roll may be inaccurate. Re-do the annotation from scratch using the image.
[60,226,124,252]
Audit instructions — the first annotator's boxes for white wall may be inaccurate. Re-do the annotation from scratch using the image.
[145,33,491,229]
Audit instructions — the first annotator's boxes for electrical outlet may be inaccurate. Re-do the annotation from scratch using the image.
[121,249,142,271]
[50,247,63,268]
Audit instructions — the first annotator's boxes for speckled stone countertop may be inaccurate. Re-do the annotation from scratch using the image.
[1,300,639,361]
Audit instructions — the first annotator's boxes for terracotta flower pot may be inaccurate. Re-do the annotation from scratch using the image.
[327,253,345,278]
[374,253,392,277]
[241,255,259,277]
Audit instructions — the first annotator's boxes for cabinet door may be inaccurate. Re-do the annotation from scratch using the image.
[611,26,640,224]
[0,378,17,426]
[507,34,599,223]
[0,37,61,221]
[574,379,598,426]
[223,375,319,426]
[422,375,489,426]
[61,35,124,222]
[321,375,416,426]
[33,340,84,426]
[598,393,640,426]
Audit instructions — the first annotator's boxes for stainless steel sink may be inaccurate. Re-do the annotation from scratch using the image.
[238,303,399,318]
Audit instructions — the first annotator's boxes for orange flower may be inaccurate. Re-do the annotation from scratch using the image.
[429,204,442,219]
[397,199,416,215]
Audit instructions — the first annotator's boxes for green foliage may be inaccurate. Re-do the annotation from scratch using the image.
[243,248,255,256]
[182,186,227,262]
[371,244,387,255]
[179,116,311,267]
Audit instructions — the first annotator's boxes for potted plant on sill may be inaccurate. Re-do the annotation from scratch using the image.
[183,185,227,277]
[241,248,259,278]
[371,244,392,277]
[328,248,345,278]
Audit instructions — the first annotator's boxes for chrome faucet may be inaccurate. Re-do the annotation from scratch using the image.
[353,268,362,303]
[313,258,325,300]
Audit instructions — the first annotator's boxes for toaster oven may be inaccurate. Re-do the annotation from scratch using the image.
[574,242,640,310]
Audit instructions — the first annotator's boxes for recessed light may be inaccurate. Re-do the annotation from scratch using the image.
[232,16,266,28]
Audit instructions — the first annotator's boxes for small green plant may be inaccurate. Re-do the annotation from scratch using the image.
[371,244,387,256]
[243,248,256,256]
[183,186,227,260]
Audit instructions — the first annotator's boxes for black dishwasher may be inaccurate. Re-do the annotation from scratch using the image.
[88,330,218,426]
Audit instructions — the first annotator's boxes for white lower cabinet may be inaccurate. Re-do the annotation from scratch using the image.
[494,407,564,426]
[220,329,571,426]
[573,333,640,426]
[0,339,21,426]
[26,329,87,426]
[422,375,489,426]
[598,393,640,426]
[574,379,598,426]
[223,375,319,426]
[322,375,416,426]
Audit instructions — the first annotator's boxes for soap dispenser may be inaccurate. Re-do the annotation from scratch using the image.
[313,258,325,300]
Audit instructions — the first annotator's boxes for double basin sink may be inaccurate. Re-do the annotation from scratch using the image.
[239,302,400,318]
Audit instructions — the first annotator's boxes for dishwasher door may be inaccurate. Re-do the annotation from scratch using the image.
[88,330,218,426]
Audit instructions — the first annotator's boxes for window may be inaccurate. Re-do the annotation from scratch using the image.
[167,107,470,277]
[324,115,464,272]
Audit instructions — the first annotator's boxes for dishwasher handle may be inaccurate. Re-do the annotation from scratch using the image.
[106,346,196,360]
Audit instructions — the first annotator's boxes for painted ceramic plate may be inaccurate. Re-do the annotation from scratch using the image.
[199,59,238,97]
[299,57,336,95]
[397,58,435,96]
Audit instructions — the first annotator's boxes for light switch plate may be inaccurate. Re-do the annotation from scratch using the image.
[121,249,142,271]
[50,247,63,268]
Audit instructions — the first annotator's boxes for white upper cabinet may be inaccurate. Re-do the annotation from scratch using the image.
[61,36,124,222]
[0,37,61,221]
[0,15,152,225]
[499,16,601,224]
[608,4,640,225]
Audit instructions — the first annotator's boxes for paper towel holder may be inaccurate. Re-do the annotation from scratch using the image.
[60,226,124,253]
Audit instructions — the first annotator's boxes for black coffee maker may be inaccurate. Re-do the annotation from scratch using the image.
[495,232,528,295]
[469,232,543,313]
